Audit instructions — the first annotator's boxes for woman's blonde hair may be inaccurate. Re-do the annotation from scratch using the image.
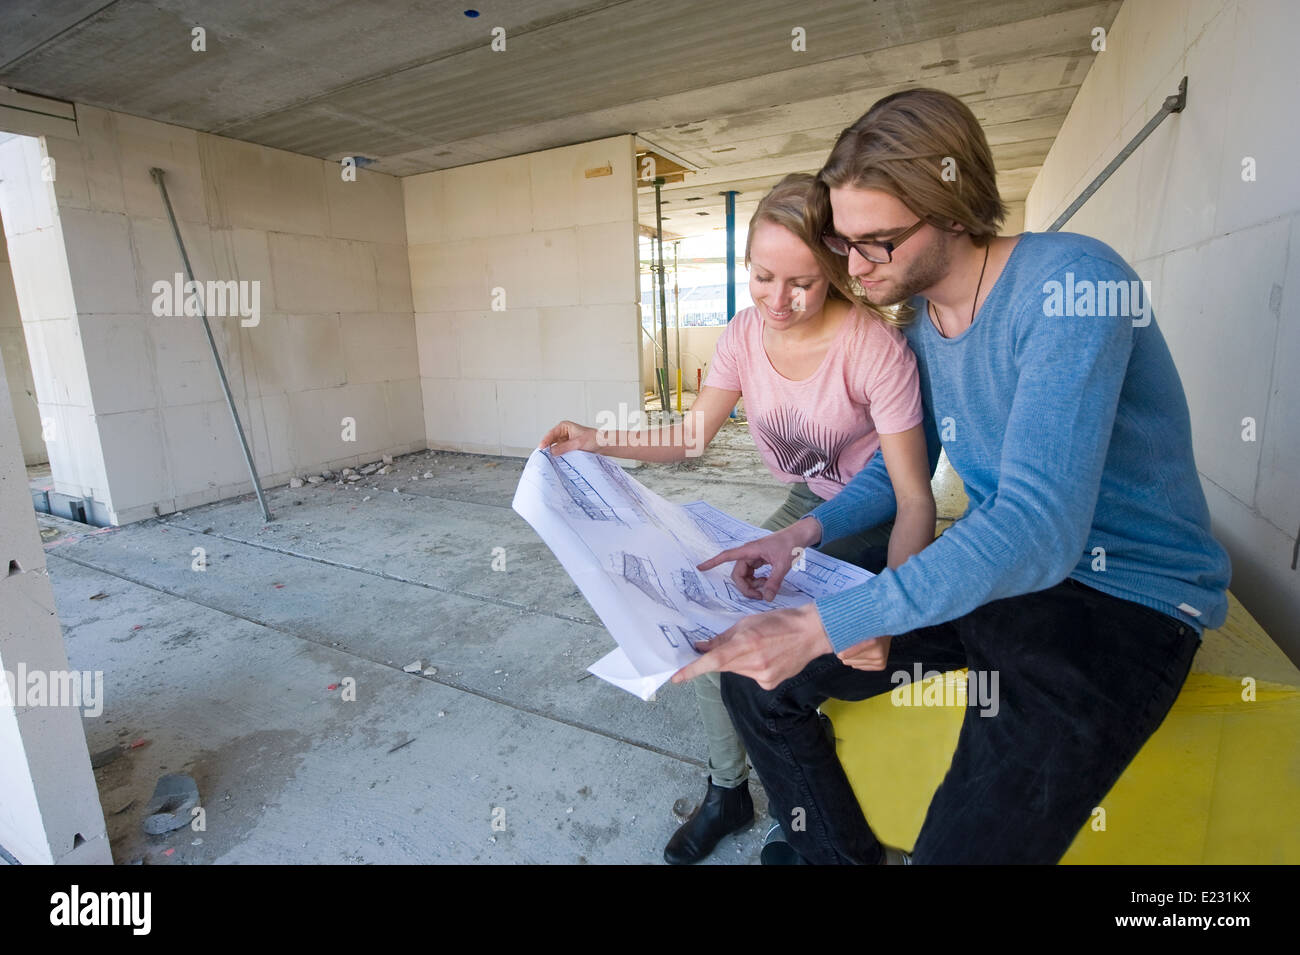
[812,88,1008,325]
[744,173,851,304]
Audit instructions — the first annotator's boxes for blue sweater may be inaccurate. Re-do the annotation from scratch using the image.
[809,231,1231,653]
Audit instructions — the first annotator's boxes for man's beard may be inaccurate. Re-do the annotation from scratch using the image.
[855,239,951,307]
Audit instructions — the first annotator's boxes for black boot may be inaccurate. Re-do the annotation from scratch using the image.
[663,777,754,865]
[760,821,809,865]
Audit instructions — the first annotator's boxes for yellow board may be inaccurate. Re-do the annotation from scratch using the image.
[821,592,1300,863]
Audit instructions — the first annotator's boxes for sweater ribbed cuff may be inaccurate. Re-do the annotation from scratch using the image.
[815,583,888,654]
[808,500,856,550]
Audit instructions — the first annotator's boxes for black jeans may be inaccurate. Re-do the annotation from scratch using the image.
[720,578,1199,864]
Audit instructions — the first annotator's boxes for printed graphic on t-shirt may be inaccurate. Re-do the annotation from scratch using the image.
[752,405,855,482]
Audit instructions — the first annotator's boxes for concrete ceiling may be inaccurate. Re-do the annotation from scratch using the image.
[0,0,1119,238]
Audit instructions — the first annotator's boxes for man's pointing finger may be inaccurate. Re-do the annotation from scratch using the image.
[696,547,742,572]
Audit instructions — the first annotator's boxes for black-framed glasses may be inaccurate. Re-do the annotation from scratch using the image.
[821,218,927,264]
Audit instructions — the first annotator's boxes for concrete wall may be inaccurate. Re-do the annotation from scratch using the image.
[1025,0,1300,656]
[0,208,45,465]
[0,340,110,864]
[0,133,110,517]
[639,323,725,401]
[405,136,641,455]
[0,106,419,524]
[1003,203,1025,237]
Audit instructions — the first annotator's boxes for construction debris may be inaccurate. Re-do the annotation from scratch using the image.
[142,773,200,835]
[90,745,122,769]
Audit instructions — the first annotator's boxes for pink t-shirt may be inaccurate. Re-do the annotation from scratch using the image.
[702,305,923,500]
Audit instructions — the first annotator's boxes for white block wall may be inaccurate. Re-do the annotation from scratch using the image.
[0,134,110,515]
[0,209,45,465]
[1025,0,1300,656]
[0,106,420,524]
[639,324,725,399]
[0,345,110,864]
[405,136,641,455]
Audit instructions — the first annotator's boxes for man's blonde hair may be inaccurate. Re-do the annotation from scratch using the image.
[813,88,1008,323]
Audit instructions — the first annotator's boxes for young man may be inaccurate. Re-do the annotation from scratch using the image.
[672,88,1232,865]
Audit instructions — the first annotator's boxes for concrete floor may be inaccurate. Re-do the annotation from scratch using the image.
[33,416,965,865]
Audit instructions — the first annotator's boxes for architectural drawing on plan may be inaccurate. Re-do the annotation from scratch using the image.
[621,552,676,609]
[659,623,717,654]
[676,568,735,612]
[723,576,804,611]
[543,450,619,521]
[589,453,658,525]
[512,448,877,699]
[685,502,757,545]
[792,557,862,590]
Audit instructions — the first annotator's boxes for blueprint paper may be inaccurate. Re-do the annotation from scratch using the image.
[511,448,876,699]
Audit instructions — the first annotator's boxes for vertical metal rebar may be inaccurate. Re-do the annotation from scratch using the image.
[150,167,272,522]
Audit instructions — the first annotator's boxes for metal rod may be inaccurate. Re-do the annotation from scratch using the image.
[649,235,668,409]
[723,190,737,319]
[673,241,681,413]
[653,176,670,413]
[640,321,667,399]
[723,189,739,418]
[149,167,272,523]
[1048,77,1187,233]
[640,323,664,355]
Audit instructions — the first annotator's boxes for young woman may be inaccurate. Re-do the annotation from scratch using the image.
[537,173,936,864]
